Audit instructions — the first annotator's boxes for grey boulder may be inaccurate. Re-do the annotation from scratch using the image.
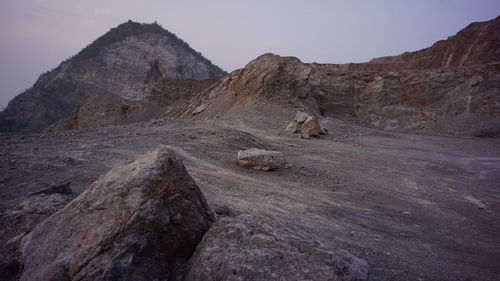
[235,148,285,171]
[20,149,214,281]
[301,116,322,139]
[285,111,328,138]
[186,215,368,281]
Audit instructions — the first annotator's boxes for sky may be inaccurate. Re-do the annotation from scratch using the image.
[0,0,499,109]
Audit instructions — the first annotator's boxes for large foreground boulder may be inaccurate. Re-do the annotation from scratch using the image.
[236,148,285,171]
[186,215,369,281]
[20,150,214,281]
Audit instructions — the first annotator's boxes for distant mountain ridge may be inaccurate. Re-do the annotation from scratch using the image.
[368,15,500,69]
[1,16,499,136]
[0,21,226,132]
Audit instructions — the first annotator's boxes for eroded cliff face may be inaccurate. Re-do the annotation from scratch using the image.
[173,53,499,137]
[161,16,499,137]
[0,21,225,132]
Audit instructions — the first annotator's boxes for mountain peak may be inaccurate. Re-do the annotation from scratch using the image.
[0,21,226,132]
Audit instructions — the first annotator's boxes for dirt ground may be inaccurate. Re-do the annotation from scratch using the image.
[1,116,499,281]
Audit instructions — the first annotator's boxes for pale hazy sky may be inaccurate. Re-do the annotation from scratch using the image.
[1,0,499,109]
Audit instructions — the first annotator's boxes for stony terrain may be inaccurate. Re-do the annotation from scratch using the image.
[1,117,499,280]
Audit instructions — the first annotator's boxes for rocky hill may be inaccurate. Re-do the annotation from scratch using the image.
[0,21,225,132]
[176,54,499,137]
[168,16,500,137]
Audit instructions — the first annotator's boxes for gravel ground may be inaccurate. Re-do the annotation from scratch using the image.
[1,117,499,281]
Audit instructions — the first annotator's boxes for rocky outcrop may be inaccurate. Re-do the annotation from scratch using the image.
[170,53,322,119]
[175,41,499,137]
[166,16,499,137]
[236,148,284,171]
[0,21,226,132]
[186,215,369,281]
[19,150,214,281]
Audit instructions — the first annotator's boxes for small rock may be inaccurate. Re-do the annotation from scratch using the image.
[284,122,300,134]
[301,116,321,138]
[294,111,310,124]
[286,111,327,138]
[236,148,284,171]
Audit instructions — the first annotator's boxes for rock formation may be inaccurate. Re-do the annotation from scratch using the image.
[171,16,500,137]
[19,150,214,281]
[0,21,225,132]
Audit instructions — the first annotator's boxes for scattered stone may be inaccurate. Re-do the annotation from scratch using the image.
[236,148,285,171]
[286,111,328,139]
[294,111,310,124]
[28,182,72,196]
[20,150,214,281]
[284,121,300,133]
[300,116,321,139]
